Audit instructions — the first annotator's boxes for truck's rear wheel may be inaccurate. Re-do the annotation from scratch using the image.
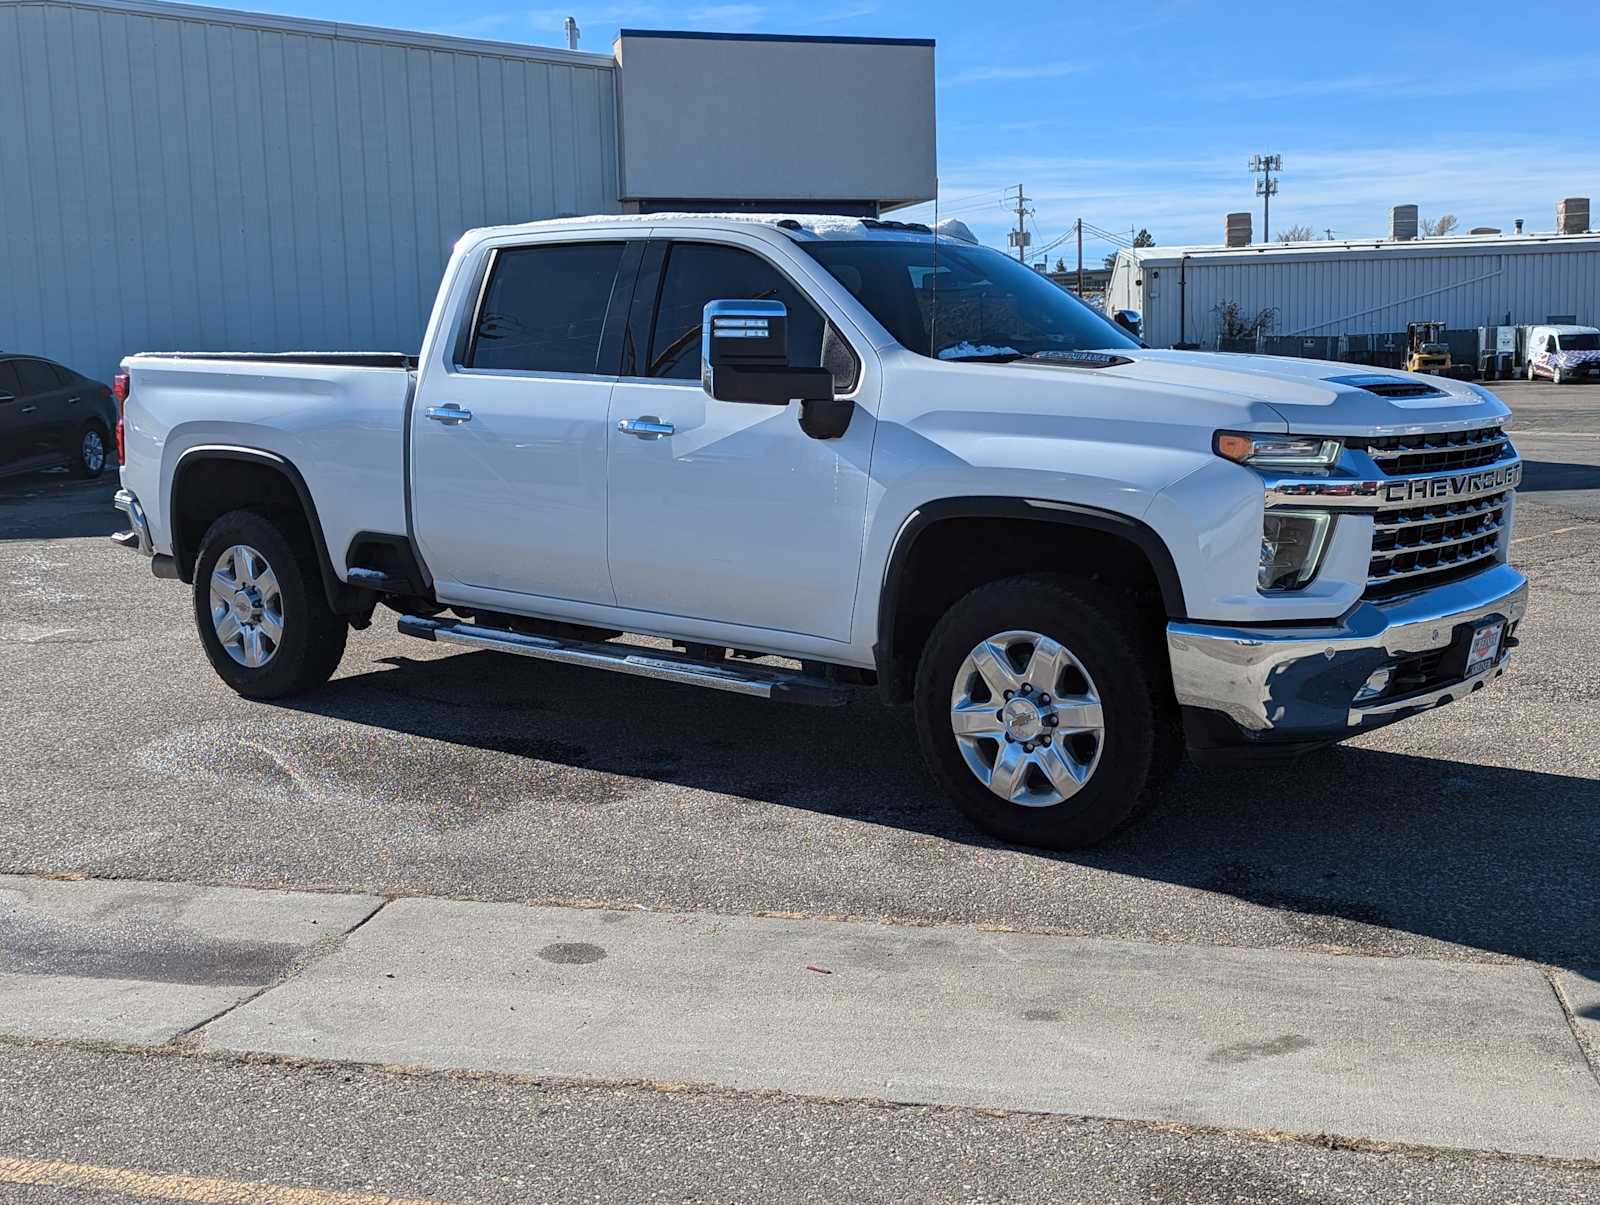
[913,575,1171,850]
[192,509,347,698]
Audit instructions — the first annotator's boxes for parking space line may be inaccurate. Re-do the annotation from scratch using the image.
[1512,524,1591,545]
[0,1155,445,1204]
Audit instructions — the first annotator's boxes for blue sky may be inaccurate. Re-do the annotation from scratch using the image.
[230,0,1597,260]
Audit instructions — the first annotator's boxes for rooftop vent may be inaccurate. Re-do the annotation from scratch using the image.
[1389,205,1418,241]
[1470,227,1501,235]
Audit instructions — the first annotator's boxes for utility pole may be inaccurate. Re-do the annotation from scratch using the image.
[1249,154,1281,242]
[1324,227,1335,241]
[1076,218,1084,295]
[1007,183,1032,263]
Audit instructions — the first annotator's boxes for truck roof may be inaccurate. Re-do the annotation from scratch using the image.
[465,212,977,245]
[1530,324,1599,335]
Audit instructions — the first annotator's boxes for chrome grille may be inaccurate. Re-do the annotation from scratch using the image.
[1353,424,1509,476]
[1366,489,1509,601]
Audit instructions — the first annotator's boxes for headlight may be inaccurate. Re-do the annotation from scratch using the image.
[1216,431,1341,470]
[1260,509,1333,591]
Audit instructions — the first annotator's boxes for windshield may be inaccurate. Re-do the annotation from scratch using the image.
[799,239,1139,360]
[1559,333,1600,351]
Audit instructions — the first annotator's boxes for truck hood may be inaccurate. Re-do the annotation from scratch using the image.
[1087,349,1509,436]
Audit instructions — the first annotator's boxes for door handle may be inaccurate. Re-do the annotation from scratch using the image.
[68,396,81,405]
[21,405,36,414]
[617,416,674,438]
[425,404,472,425]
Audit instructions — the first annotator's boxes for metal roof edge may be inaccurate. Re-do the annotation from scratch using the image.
[2,0,618,65]
[616,27,935,47]
[1123,231,1600,262]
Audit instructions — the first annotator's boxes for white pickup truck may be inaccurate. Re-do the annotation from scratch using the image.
[112,213,1527,849]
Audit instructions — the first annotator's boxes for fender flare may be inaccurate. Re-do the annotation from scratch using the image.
[872,496,1187,698]
[168,444,356,614]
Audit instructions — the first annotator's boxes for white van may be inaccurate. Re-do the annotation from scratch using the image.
[1525,325,1600,383]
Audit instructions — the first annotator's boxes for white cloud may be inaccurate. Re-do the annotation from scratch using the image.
[942,62,1084,86]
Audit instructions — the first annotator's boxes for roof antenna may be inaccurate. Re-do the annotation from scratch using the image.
[930,181,940,358]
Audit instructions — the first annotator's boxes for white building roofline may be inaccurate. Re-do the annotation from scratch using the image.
[7,0,619,66]
[1122,230,1600,264]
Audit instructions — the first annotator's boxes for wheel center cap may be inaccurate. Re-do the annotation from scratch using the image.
[231,589,258,622]
[1001,697,1044,742]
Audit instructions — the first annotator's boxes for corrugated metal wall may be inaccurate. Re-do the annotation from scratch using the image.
[1142,242,1600,349]
[0,0,620,381]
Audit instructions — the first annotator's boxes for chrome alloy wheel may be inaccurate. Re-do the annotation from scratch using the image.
[81,429,106,474]
[209,544,284,668]
[949,630,1105,807]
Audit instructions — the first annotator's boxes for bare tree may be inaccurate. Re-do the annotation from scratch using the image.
[1421,214,1459,238]
[1276,224,1315,242]
[1213,299,1277,340]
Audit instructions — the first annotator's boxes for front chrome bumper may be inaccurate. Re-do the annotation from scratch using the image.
[1168,563,1528,753]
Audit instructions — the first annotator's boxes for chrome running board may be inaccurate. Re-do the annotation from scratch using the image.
[396,615,850,706]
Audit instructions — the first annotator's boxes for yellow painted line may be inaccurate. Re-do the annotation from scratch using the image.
[1512,524,1590,545]
[0,1156,447,1204]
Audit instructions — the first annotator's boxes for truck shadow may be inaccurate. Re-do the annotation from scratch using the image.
[0,473,122,540]
[1516,459,1600,493]
[279,647,1600,982]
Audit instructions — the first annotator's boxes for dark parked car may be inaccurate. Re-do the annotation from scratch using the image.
[0,353,116,479]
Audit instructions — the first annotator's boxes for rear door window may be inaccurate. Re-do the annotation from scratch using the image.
[466,242,627,375]
[0,361,21,395]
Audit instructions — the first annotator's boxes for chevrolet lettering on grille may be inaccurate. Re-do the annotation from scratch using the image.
[1381,462,1522,505]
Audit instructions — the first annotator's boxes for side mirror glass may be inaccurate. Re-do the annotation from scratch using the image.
[1113,309,1143,339]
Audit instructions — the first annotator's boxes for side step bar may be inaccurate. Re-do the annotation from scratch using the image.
[397,615,851,706]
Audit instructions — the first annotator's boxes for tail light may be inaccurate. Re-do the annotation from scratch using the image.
[112,372,130,465]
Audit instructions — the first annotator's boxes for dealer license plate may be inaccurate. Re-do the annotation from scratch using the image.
[1466,621,1504,677]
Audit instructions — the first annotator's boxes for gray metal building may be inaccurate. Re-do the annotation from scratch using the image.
[1107,231,1600,350]
[0,0,936,380]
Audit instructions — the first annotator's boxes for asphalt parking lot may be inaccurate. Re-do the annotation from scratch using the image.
[2,379,1599,1200]
[3,382,1597,963]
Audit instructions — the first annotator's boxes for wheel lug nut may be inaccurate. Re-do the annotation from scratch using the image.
[1005,734,1015,743]
[1041,735,1052,746]
[1021,684,1032,694]
[1023,742,1035,753]
[1039,694,1051,705]
[1046,715,1059,727]
[1003,690,1014,700]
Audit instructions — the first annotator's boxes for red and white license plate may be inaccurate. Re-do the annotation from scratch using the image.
[1466,621,1504,676]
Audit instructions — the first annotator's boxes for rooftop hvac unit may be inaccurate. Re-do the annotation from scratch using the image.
[1389,204,1418,241]
[1557,197,1590,234]
[1225,212,1252,247]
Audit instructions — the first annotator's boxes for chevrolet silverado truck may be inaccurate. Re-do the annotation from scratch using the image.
[111,214,1528,849]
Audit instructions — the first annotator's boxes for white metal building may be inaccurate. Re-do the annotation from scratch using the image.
[1106,232,1600,350]
[0,0,935,380]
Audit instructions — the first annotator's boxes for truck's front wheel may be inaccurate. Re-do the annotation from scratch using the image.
[192,509,347,699]
[913,575,1171,850]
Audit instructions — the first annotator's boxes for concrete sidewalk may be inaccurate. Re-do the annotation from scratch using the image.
[3,874,1598,1161]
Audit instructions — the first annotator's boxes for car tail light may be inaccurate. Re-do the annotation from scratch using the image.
[112,372,130,465]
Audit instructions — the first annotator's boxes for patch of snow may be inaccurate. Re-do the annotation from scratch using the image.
[937,342,1021,360]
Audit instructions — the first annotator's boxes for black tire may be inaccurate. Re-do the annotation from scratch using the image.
[71,421,109,478]
[912,574,1175,850]
[192,508,348,699]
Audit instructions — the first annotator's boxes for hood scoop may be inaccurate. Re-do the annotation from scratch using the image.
[1327,373,1447,400]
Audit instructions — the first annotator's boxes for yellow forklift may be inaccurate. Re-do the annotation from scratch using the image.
[1405,321,1474,379]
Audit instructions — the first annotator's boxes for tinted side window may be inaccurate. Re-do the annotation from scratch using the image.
[0,361,20,395]
[467,242,626,374]
[14,360,60,394]
[647,243,827,381]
